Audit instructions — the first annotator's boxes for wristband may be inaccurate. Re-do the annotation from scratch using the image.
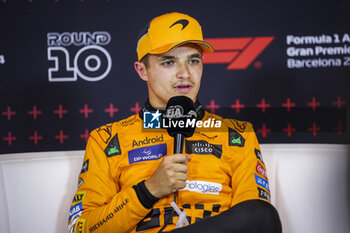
[133,180,159,209]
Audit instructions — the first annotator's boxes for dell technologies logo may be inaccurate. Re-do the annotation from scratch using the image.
[181,180,222,195]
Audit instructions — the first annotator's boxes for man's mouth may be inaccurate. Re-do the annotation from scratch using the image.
[174,84,193,93]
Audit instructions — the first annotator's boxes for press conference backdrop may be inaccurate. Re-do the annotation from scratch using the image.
[0,0,350,154]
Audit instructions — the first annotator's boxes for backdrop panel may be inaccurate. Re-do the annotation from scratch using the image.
[0,0,349,154]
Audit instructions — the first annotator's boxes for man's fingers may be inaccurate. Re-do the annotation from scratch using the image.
[175,180,187,190]
[173,163,188,173]
[146,153,191,198]
[174,172,188,182]
[170,154,189,164]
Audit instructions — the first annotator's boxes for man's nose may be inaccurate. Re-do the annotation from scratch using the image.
[176,63,191,79]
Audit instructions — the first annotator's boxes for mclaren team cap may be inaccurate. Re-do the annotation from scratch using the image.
[136,12,214,61]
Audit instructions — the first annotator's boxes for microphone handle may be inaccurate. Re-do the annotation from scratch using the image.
[174,133,184,154]
[173,133,185,203]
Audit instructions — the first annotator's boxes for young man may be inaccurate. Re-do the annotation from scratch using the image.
[68,12,281,233]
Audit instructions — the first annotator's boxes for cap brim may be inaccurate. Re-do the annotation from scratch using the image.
[149,40,214,55]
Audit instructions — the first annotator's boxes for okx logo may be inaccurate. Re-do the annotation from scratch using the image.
[47,31,112,82]
[203,37,274,69]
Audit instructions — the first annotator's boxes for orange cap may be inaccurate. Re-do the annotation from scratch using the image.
[136,12,214,61]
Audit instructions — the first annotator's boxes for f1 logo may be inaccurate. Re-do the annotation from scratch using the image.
[203,37,274,69]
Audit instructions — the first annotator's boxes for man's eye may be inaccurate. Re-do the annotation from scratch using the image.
[189,59,200,64]
[162,61,174,66]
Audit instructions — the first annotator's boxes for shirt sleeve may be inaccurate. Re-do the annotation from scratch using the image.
[68,134,151,233]
[229,122,271,207]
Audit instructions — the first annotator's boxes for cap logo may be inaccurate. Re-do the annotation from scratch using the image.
[169,19,189,30]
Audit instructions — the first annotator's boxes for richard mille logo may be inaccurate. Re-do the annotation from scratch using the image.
[169,19,189,30]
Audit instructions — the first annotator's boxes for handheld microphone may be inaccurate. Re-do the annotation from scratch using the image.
[159,95,195,231]
[164,95,197,154]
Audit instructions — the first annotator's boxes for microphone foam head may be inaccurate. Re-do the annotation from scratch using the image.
[164,96,197,138]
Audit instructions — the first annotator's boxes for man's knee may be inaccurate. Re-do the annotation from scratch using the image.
[226,200,282,233]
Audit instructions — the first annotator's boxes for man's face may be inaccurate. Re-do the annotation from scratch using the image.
[142,44,203,109]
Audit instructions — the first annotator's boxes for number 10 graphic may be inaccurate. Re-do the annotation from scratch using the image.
[48,45,112,82]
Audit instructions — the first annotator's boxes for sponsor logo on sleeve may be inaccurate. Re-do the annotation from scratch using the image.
[89,198,129,232]
[80,159,89,174]
[68,212,81,233]
[120,117,139,127]
[96,124,112,144]
[230,119,247,133]
[77,177,84,189]
[69,202,83,221]
[104,133,121,157]
[258,187,271,202]
[180,180,222,195]
[185,140,222,159]
[256,161,268,180]
[75,218,85,233]
[228,128,245,147]
[255,148,265,165]
[255,174,270,192]
[72,192,86,206]
[128,143,167,164]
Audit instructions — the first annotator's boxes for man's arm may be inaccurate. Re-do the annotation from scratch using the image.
[229,122,270,206]
[68,134,151,233]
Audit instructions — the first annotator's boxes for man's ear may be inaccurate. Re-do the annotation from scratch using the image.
[134,61,148,81]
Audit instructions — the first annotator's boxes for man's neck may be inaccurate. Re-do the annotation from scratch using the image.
[148,99,166,111]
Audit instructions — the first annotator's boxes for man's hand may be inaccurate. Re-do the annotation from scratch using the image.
[145,154,191,198]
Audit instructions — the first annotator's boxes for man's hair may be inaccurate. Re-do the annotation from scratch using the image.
[140,54,150,68]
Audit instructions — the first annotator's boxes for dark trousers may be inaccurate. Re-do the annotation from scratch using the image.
[167,200,282,233]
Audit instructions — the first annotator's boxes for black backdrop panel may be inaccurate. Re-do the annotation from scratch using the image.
[0,0,349,154]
